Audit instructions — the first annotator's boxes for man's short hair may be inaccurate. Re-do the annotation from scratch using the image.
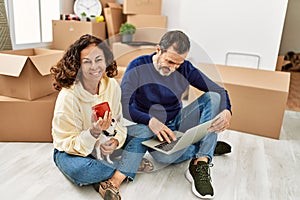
[159,30,190,54]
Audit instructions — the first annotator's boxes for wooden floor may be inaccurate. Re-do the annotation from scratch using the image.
[1,110,300,200]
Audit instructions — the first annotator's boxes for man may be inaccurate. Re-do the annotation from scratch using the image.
[120,30,232,199]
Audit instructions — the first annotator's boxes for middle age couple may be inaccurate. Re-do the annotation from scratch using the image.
[51,31,232,200]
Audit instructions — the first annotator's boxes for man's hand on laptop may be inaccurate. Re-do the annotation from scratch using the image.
[208,109,232,133]
[149,117,177,143]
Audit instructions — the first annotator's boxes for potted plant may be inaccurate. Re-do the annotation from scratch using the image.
[81,12,87,21]
[89,15,96,22]
[119,23,136,43]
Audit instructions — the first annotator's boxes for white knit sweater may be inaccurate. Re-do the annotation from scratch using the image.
[52,77,127,157]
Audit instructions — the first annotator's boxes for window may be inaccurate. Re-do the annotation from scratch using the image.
[5,0,60,49]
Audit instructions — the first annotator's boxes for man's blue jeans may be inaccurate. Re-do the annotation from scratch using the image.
[53,124,152,186]
[136,91,221,164]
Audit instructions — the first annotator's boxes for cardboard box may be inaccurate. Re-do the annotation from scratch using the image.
[112,42,156,66]
[0,48,63,100]
[276,55,291,71]
[127,14,167,28]
[188,64,290,139]
[134,28,167,43]
[109,28,167,48]
[123,0,162,15]
[0,93,58,142]
[103,3,125,38]
[52,20,106,50]
[276,55,285,71]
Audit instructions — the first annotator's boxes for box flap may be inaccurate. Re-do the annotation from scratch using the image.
[29,50,63,76]
[0,53,27,77]
[1,48,34,56]
[104,3,124,37]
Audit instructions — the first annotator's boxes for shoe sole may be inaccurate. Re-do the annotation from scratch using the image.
[104,189,121,200]
[185,169,215,199]
[214,141,231,156]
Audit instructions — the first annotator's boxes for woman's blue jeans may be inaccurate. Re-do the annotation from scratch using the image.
[53,124,152,186]
[148,91,221,164]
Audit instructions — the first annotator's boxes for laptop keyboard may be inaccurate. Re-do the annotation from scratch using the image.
[154,136,182,152]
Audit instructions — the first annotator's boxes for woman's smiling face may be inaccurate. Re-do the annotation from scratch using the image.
[80,44,106,84]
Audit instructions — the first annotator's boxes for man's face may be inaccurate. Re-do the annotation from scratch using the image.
[155,46,187,76]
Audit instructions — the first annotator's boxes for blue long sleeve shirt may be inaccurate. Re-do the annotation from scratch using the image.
[121,53,231,125]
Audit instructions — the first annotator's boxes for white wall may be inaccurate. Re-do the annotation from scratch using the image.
[279,0,300,55]
[162,0,288,71]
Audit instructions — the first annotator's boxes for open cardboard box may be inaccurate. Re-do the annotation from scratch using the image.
[52,20,106,50]
[188,64,290,139]
[103,3,125,38]
[0,48,63,100]
[0,92,58,142]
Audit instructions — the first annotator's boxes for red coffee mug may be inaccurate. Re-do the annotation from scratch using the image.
[92,102,111,119]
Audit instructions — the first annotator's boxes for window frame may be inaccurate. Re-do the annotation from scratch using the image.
[4,0,59,50]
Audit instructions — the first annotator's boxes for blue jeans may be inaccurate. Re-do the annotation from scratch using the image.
[149,91,221,164]
[53,125,152,186]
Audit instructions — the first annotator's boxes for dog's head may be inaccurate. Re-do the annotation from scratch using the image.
[103,115,121,136]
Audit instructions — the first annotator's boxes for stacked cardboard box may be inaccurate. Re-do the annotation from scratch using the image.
[102,0,166,40]
[112,42,157,81]
[0,48,63,142]
[110,0,168,75]
[188,64,290,139]
[0,93,58,142]
[103,2,126,38]
[123,0,167,42]
[123,0,162,15]
[52,20,106,50]
[113,42,156,66]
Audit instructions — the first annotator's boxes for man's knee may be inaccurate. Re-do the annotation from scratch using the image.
[200,92,220,105]
[197,92,221,113]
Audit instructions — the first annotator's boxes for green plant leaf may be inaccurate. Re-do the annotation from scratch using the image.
[119,23,136,35]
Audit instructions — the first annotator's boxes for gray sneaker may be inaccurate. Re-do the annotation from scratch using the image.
[185,160,214,199]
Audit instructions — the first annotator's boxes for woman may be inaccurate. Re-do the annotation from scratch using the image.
[50,34,152,200]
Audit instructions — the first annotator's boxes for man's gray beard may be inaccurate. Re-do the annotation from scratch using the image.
[158,66,172,76]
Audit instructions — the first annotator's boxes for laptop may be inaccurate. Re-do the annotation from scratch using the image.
[142,120,213,155]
